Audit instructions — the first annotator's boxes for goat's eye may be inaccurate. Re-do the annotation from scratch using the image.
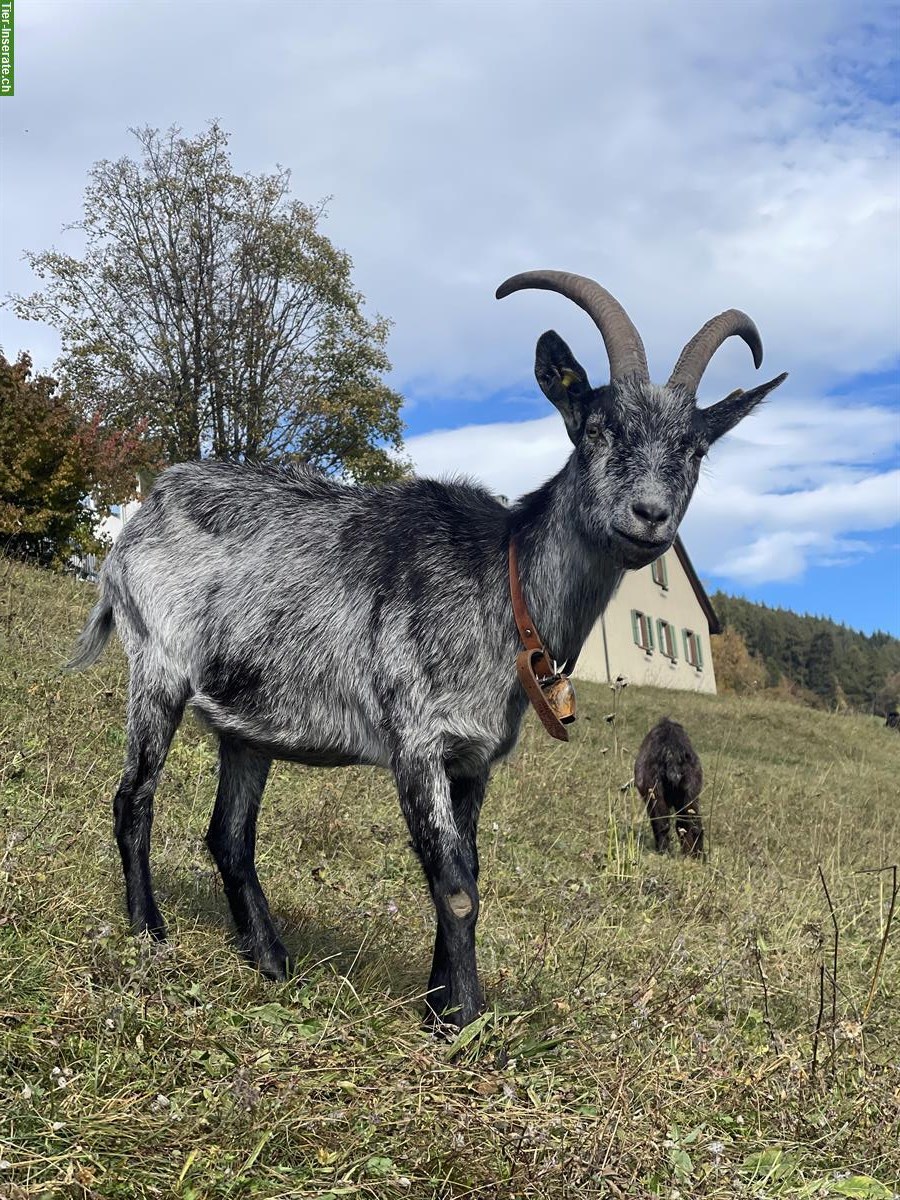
[692,445,708,462]
[585,420,605,444]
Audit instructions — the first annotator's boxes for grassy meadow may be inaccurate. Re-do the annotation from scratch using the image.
[1,557,898,1199]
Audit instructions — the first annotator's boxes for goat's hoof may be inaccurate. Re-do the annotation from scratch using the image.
[425,1008,467,1040]
[424,996,484,1039]
[132,911,166,942]
[255,943,293,982]
[423,1005,455,1037]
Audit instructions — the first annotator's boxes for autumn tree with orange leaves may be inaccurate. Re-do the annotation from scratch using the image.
[0,353,157,567]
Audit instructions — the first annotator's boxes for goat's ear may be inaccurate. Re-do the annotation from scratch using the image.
[703,372,788,444]
[535,331,592,443]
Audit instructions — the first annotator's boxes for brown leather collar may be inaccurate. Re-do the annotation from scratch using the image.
[508,538,576,742]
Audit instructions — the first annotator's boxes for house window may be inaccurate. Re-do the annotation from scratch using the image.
[657,618,677,661]
[631,609,654,654]
[683,628,704,670]
[651,554,668,590]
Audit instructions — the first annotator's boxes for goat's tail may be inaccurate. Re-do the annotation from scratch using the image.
[67,592,115,671]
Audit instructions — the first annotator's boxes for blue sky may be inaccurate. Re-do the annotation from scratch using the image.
[1,0,898,634]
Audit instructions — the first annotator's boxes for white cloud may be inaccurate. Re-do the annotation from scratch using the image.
[404,414,569,502]
[711,532,877,585]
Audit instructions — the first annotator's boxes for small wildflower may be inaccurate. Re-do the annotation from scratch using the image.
[20,1084,32,1100]
[150,1094,170,1112]
[386,901,399,918]
[51,1121,64,1131]
[837,1020,862,1042]
[55,1076,68,1090]
[397,1180,411,1191]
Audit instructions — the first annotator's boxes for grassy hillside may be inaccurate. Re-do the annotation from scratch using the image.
[1,558,898,1199]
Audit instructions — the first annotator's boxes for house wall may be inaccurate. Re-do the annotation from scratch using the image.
[575,550,717,694]
[96,497,143,544]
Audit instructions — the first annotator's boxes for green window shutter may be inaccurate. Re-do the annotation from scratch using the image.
[660,620,675,660]
[682,628,689,661]
[631,609,640,646]
[647,617,654,651]
[696,634,704,669]
[670,623,678,660]
[660,555,668,589]
[656,618,664,654]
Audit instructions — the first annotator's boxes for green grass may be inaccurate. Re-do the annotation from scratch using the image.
[1,557,898,1199]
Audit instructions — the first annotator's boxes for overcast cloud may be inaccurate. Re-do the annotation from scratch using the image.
[1,0,898,604]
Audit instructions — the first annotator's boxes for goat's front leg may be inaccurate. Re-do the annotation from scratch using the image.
[426,771,487,1018]
[644,784,671,854]
[674,801,704,858]
[394,753,484,1030]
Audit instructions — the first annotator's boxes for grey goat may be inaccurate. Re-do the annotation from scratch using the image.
[69,270,785,1028]
[634,718,704,856]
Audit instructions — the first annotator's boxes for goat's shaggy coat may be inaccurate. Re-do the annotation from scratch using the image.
[70,271,785,1028]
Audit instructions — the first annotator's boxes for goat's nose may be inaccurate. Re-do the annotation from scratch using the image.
[631,499,670,525]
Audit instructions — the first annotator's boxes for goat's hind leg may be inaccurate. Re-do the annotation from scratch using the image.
[206,737,291,981]
[113,666,185,939]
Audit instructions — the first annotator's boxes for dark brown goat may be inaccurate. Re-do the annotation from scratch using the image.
[634,718,704,856]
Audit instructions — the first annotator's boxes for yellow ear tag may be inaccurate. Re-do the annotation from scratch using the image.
[560,369,579,389]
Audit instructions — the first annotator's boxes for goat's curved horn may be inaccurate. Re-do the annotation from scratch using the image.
[496,270,649,384]
[668,310,763,395]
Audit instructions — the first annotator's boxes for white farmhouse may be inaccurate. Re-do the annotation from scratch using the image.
[575,537,719,694]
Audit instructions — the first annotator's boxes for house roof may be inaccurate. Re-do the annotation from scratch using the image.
[672,536,721,635]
